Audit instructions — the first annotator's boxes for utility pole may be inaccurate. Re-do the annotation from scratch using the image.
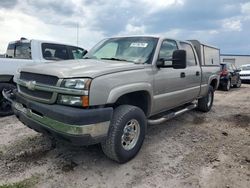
[76,22,79,46]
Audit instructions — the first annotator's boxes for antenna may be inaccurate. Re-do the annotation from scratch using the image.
[76,22,79,46]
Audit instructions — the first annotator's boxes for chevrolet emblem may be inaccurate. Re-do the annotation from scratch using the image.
[26,81,36,90]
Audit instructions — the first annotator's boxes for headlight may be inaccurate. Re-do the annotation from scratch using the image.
[61,78,91,90]
[57,94,89,107]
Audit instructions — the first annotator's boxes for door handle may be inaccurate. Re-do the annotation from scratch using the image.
[196,71,200,76]
[180,72,185,78]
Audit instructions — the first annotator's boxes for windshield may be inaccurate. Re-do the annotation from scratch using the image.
[85,37,158,64]
[241,66,250,71]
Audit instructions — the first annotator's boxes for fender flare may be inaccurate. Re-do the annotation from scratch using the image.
[107,83,153,116]
[208,75,220,90]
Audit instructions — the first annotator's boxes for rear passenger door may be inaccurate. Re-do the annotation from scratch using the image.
[179,42,201,101]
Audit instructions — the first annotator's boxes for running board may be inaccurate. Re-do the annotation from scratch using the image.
[147,103,197,125]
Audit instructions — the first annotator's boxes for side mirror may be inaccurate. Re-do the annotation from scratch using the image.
[172,50,187,69]
[156,58,165,67]
[82,50,88,57]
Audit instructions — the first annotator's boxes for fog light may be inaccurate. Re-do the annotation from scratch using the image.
[58,95,83,106]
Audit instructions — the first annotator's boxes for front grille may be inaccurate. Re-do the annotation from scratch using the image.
[19,86,53,100]
[240,74,250,77]
[20,72,58,86]
[19,72,58,101]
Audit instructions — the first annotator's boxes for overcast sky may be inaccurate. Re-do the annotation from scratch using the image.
[0,0,249,54]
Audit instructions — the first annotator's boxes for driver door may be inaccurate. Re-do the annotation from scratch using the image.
[152,39,188,114]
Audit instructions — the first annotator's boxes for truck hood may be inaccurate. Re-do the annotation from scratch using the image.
[240,70,250,75]
[20,59,145,78]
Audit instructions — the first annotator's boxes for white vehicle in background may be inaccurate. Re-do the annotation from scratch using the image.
[240,64,250,83]
[0,38,87,116]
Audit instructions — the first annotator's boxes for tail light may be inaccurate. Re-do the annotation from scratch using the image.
[220,69,228,76]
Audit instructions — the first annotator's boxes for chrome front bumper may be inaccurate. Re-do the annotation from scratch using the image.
[3,90,112,145]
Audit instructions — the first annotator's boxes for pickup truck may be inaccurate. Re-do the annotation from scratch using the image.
[3,36,220,163]
[0,38,87,116]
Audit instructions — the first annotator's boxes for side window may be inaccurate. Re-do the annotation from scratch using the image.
[232,64,237,70]
[226,64,230,71]
[159,40,178,66]
[42,43,69,60]
[180,42,196,66]
[68,47,86,59]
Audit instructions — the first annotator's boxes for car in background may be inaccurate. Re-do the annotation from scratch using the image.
[219,62,241,91]
[239,64,250,83]
[0,37,87,116]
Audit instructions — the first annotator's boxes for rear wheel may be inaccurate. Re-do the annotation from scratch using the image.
[222,79,231,91]
[197,86,214,112]
[101,105,146,163]
[0,83,16,117]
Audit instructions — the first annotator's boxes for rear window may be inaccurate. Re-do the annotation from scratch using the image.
[6,42,31,59]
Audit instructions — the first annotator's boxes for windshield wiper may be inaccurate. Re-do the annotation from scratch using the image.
[100,57,132,62]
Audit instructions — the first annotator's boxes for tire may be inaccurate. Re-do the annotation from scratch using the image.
[197,86,214,112]
[233,79,241,88]
[222,79,231,91]
[0,83,16,117]
[101,105,147,163]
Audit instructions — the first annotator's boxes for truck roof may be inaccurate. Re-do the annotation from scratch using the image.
[8,38,82,49]
[104,35,195,45]
[188,39,219,50]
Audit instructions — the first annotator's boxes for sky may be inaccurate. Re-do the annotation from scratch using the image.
[0,0,250,54]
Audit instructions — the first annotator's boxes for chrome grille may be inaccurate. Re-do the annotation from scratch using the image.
[19,86,53,100]
[240,74,250,77]
[18,72,59,102]
[20,72,58,86]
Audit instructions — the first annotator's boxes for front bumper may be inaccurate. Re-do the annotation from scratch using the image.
[240,76,250,82]
[3,90,113,145]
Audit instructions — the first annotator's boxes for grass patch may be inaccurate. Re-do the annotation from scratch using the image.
[0,176,39,188]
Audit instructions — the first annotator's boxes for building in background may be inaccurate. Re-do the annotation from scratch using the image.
[221,54,250,68]
[0,54,5,58]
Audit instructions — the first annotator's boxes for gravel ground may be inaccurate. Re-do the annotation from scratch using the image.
[0,85,249,188]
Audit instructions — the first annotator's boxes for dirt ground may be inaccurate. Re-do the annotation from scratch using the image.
[0,85,249,188]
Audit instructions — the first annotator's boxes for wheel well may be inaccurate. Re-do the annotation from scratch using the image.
[210,79,218,90]
[114,91,151,117]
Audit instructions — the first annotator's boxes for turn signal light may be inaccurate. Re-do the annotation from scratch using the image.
[81,96,89,107]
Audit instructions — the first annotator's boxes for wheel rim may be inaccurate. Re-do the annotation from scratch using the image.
[227,80,230,90]
[237,79,241,87]
[207,91,212,107]
[121,119,140,151]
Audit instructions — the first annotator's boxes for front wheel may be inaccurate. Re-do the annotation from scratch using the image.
[197,86,214,112]
[101,105,146,163]
[0,83,16,117]
[234,79,241,88]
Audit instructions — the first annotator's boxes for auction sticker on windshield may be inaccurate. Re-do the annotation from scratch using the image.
[130,43,148,48]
